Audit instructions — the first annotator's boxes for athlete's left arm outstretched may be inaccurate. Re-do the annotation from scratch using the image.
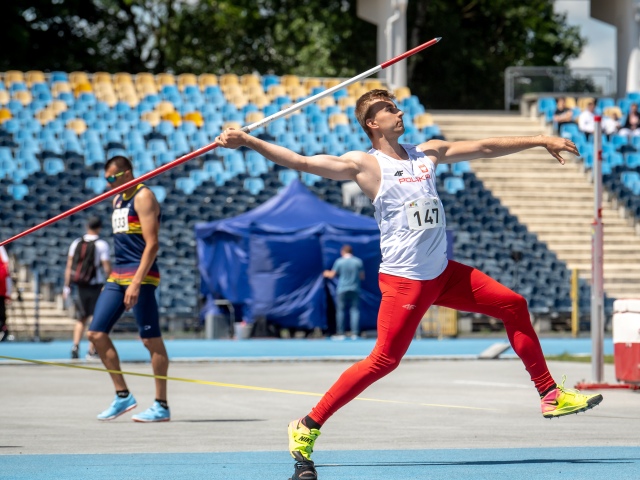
[418,135,579,166]
[124,189,160,311]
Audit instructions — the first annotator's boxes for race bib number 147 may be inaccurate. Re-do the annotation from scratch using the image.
[404,197,443,231]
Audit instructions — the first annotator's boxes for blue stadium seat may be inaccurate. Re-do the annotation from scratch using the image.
[443,177,465,194]
[301,172,322,186]
[435,163,449,175]
[223,152,246,175]
[85,177,106,194]
[243,177,265,195]
[189,170,209,186]
[43,158,65,176]
[451,161,471,176]
[8,184,29,201]
[148,185,167,203]
[278,169,299,186]
[244,152,269,176]
[176,177,197,195]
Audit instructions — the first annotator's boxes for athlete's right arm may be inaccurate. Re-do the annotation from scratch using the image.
[216,128,363,181]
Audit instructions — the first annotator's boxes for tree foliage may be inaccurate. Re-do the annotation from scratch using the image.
[3,0,583,109]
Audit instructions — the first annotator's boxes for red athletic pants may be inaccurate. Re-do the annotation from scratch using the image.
[309,260,555,425]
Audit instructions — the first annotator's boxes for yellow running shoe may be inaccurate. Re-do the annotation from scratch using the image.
[288,418,321,462]
[541,376,603,419]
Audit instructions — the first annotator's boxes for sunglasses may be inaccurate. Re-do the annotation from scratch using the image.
[105,170,128,184]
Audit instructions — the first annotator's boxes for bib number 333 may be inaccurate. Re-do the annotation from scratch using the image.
[405,197,443,231]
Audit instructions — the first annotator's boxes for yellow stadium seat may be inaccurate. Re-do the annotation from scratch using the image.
[604,106,623,119]
[69,71,90,88]
[317,96,336,110]
[141,111,161,127]
[250,95,271,109]
[281,75,301,89]
[414,113,434,129]
[577,97,595,111]
[93,72,112,84]
[116,82,136,94]
[74,82,93,97]
[5,70,25,87]
[35,109,56,125]
[303,78,322,93]
[26,70,46,87]
[13,90,33,106]
[245,111,265,124]
[240,74,261,88]
[338,96,356,110]
[50,100,68,115]
[267,85,287,99]
[288,86,308,101]
[329,113,349,129]
[156,101,176,116]
[363,79,384,90]
[0,90,9,106]
[564,97,576,109]
[350,86,369,100]
[137,83,158,96]
[222,121,242,130]
[114,72,134,85]
[162,111,182,127]
[122,93,139,107]
[177,73,197,91]
[323,78,341,89]
[183,111,204,128]
[198,73,218,90]
[222,84,244,97]
[394,86,411,102]
[246,85,265,98]
[347,82,363,95]
[100,94,118,108]
[156,73,176,86]
[0,108,12,123]
[135,72,156,86]
[220,74,240,87]
[229,94,248,109]
[52,82,72,96]
[66,118,88,135]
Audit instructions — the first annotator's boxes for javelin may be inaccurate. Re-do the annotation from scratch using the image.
[0,37,441,247]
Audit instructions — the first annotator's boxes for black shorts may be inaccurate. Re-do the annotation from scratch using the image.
[73,284,103,319]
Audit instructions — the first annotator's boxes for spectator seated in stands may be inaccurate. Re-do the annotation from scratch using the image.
[601,111,622,137]
[577,101,596,140]
[618,103,640,137]
[552,97,575,132]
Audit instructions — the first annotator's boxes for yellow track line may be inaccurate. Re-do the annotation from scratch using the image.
[0,355,495,412]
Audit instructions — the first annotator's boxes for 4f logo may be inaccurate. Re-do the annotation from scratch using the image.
[394,170,404,176]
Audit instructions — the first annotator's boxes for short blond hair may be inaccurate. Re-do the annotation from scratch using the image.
[355,89,396,138]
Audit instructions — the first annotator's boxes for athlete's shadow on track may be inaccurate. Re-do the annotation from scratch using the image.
[318,458,639,467]
[173,418,266,423]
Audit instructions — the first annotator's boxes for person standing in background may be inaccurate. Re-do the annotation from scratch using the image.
[63,216,111,360]
[323,245,364,340]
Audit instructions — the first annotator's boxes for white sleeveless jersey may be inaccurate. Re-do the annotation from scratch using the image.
[371,144,448,280]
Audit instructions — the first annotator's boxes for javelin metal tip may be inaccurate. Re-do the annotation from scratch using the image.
[436,37,442,42]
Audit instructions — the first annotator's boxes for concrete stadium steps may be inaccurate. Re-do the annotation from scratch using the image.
[7,273,72,338]
[431,111,640,300]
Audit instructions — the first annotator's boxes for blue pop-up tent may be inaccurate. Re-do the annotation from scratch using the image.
[195,180,382,330]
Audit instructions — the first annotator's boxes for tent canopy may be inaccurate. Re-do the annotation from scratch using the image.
[195,180,382,330]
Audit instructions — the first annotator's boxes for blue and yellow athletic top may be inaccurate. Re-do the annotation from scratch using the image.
[109,184,161,286]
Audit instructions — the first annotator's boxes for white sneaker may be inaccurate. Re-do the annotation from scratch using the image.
[331,334,346,340]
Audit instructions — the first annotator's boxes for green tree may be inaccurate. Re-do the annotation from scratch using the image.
[2,0,581,110]
[407,0,585,109]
